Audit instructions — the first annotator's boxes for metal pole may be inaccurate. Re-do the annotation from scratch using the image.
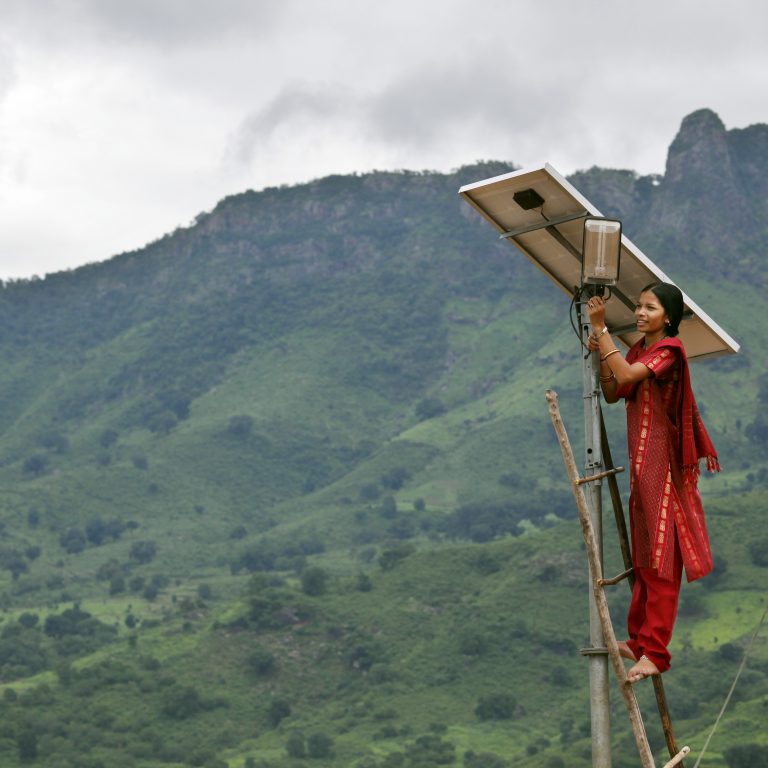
[580,297,611,768]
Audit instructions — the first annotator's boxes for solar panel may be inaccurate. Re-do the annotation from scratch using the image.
[459,164,739,361]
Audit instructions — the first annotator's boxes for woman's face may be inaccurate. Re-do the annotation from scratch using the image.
[635,290,668,335]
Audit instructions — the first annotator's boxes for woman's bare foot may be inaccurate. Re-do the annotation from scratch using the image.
[617,641,636,662]
[627,655,659,683]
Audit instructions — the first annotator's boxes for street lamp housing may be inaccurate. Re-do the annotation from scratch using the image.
[582,217,622,287]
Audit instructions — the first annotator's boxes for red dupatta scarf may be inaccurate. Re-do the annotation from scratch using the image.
[624,336,720,482]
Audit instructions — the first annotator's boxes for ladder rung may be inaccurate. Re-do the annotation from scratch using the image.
[576,466,625,485]
[579,646,608,657]
[662,746,690,768]
[599,567,634,586]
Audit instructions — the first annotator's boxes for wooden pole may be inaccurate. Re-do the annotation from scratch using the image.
[546,390,656,768]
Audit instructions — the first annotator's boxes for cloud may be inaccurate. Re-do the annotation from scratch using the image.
[227,82,361,166]
[226,57,588,179]
[0,0,287,49]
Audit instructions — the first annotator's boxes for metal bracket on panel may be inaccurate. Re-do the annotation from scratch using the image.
[498,211,588,240]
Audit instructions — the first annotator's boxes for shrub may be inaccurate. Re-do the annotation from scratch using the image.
[248,648,276,677]
[415,397,446,421]
[718,642,743,662]
[381,467,411,490]
[724,743,768,768]
[228,414,254,438]
[307,732,334,758]
[459,632,489,656]
[301,566,328,596]
[130,540,157,564]
[357,572,373,592]
[359,483,381,501]
[23,454,49,476]
[464,751,507,768]
[405,734,455,765]
[378,543,415,570]
[380,495,398,519]
[59,528,87,554]
[100,428,119,448]
[162,685,204,719]
[285,732,305,759]
[475,693,516,721]
[132,454,149,470]
[748,539,768,567]
[268,699,291,727]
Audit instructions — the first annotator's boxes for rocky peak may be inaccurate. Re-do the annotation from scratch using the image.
[664,108,733,188]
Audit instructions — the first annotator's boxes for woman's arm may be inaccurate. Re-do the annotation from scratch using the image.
[585,296,652,402]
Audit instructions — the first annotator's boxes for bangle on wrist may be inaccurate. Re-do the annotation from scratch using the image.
[599,373,615,383]
[595,326,609,339]
[601,349,620,362]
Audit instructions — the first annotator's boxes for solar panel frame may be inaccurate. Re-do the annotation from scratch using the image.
[459,163,740,361]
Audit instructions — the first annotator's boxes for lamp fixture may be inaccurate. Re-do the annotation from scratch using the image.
[581,217,622,287]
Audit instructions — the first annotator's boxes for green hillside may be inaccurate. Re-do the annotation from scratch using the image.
[0,109,765,768]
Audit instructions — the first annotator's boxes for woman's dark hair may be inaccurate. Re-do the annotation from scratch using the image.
[641,282,683,337]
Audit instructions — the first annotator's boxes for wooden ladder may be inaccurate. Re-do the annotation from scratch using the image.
[546,390,690,768]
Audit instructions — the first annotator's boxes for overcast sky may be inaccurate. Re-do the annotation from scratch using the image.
[0,0,766,279]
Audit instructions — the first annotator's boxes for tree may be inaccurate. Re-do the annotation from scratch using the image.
[464,751,507,768]
[475,693,516,721]
[359,483,381,501]
[415,397,446,421]
[307,732,334,758]
[100,428,119,448]
[378,543,415,570]
[228,414,254,438]
[381,467,410,490]
[301,566,328,596]
[59,527,86,554]
[17,729,37,761]
[357,572,373,592]
[148,410,178,434]
[748,538,768,567]
[268,699,291,726]
[23,454,49,477]
[162,685,204,719]
[248,648,276,677]
[130,540,157,564]
[380,495,397,519]
[724,744,768,768]
[285,732,305,759]
[38,430,69,453]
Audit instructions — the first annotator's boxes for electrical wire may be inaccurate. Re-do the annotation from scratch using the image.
[570,284,614,354]
[692,605,768,768]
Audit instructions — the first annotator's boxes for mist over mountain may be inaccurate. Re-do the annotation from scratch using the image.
[0,109,764,768]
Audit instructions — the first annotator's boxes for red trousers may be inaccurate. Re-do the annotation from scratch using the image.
[625,537,683,673]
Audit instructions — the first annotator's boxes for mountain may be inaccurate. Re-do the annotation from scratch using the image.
[0,110,765,768]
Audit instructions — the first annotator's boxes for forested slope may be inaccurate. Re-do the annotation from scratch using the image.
[0,108,765,768]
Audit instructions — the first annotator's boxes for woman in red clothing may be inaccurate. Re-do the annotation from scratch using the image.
[586,282,719,682]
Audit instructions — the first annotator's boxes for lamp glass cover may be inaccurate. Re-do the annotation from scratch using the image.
[582,218,621,285]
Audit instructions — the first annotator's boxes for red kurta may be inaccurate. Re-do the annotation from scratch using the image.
[618,338,717,583]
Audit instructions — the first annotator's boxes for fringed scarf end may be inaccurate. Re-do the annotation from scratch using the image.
[683,464,700,486]
[684,456,720,484]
